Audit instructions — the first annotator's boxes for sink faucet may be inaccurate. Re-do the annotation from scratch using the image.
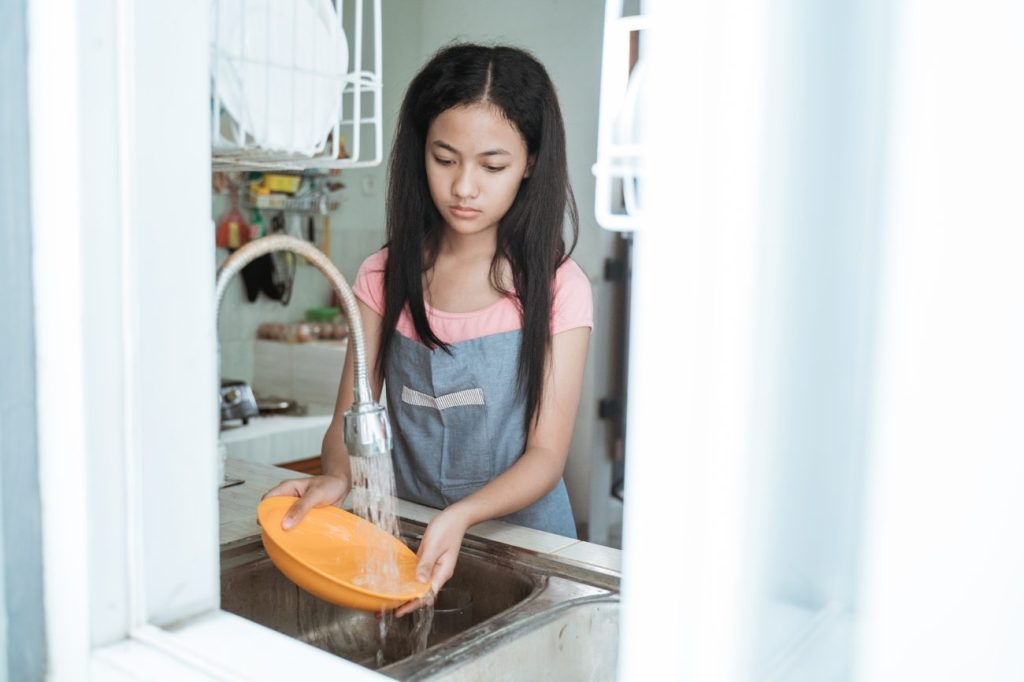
[215,235,392,461]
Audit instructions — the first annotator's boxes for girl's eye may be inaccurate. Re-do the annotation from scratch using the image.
[484,166,507,173]
[434,157,455,166]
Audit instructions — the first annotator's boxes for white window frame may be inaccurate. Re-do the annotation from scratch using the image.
[28,1,381,679]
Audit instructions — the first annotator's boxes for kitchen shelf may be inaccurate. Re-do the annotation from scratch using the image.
[210,0,383,171]
[247,192,340,214]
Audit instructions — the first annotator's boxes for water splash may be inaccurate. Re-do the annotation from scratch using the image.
[408,591,436,652]
[372,599,436,668]
[349,454,436,664]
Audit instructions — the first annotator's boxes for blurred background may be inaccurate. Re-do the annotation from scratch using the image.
[623,1,1024,680]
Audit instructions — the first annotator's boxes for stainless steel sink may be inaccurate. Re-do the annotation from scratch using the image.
[430,600,620,682]
[220,518,620,680]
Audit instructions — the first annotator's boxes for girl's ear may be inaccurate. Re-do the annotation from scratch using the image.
[524,155,536,178]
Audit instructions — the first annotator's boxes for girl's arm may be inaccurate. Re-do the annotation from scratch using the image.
[263,300,384,529]
[399,326,590,612]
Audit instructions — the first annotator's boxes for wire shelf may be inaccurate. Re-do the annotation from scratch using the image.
[210,0,383,171]
[593,2,649,231]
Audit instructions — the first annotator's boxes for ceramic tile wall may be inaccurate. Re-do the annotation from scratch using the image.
[251,340,346,409]
[214,192,386,388]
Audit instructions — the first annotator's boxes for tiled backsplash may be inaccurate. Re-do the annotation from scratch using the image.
[251,339,346,411]
[214,188,386,387]
[216,253,331,384]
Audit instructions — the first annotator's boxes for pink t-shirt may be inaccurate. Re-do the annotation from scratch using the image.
[352,248,593,344]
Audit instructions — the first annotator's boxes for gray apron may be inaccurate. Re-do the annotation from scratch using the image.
[384,330,577,538]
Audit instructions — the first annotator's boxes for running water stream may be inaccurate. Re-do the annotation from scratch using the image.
[349,454,401,592]
[349,453,435,666]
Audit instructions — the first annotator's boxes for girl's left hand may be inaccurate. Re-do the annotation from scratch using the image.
[395,506,470,617]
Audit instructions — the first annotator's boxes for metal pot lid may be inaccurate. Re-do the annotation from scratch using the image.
[256,397,297,413]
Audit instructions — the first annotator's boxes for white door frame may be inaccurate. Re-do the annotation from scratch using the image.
[28,1,380,678]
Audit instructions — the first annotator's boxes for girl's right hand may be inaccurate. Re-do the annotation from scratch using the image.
[261,474,350,530]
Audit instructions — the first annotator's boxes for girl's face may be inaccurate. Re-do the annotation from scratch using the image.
[425,103,531,240]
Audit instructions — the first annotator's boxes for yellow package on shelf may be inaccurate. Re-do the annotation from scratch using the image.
[262,174,302,194]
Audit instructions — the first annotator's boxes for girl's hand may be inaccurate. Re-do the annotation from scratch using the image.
[395,506,471,617]
[261,474,350,530]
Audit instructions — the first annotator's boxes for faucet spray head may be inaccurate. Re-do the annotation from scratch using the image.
[344,401,392,458]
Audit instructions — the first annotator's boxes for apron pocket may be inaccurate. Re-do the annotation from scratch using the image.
[401,385,493,486]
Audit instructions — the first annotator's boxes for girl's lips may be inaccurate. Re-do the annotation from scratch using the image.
[450,206,481,218]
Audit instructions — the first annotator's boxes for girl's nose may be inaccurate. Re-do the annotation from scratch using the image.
[452,166,478,199]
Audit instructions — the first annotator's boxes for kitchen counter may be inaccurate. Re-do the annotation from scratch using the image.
[221,458,621,574]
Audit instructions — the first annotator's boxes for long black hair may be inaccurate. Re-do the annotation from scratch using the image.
[378,43,579,427]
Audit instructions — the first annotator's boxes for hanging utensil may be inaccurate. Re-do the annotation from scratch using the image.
[269,213,295,305]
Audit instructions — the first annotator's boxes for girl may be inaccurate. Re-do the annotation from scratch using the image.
[265,44,592,612]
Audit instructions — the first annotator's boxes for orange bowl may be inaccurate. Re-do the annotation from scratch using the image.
[257,496,430,611]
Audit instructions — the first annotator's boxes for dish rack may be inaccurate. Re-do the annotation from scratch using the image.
[592,0,649,231]
[210,0,382,171]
